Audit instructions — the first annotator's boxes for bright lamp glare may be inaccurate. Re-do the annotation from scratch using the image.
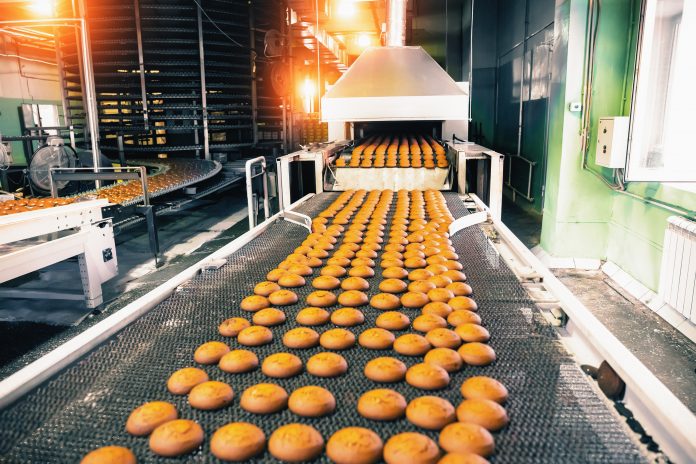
[27,0,54,16]
[357,34,371,47]
[336,1,356,18]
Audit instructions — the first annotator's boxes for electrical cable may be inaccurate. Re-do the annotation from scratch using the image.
[191,0,246,48]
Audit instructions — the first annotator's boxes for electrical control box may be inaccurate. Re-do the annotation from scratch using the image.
[596,116,629,168]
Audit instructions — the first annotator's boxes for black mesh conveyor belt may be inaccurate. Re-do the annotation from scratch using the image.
[0,192,645,463]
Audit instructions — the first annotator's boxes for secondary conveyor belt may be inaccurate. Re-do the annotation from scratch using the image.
[0,192,645,463]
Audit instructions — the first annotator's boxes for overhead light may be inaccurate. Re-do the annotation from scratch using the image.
[27,0,54,16]
[357,34,371,47]
[336,1,356,18]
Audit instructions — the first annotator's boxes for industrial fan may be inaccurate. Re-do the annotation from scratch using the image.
[28,136,78,194]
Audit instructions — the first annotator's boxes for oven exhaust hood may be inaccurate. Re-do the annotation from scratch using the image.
[321,46,469,122]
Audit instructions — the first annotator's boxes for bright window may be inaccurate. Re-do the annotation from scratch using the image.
[626,0,696,182]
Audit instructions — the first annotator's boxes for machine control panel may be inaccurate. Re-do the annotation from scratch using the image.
[596,116,630,168]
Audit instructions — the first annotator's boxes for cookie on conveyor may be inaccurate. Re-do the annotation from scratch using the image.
[458,343,496,366]
[306,352,348,377]
[406,396,455,430]
[424,347,463,373]
[288,385,336,417]
[193,341,230,365]
[262,352,303,378]
[359,328,395,350]
[237,325,273,346]
[283,327,320,349]
[218,349,259,374]
[459,376,508,404]
[393,333,431,356]
[383,432,440,464]
[364,357,406,383]
[149,419,205,457]
[326,427,384,464]
[438,453,490,464]
[210,422,266,461]
[218,317,251,337]
[80,446,136,464]
[320,328,356,350]
[405,363,450,390]
[167,367,209,395]
[456,399,509,431]
[296,306,331,326]
[252,307,286,326]
[357,389,407,421]
[126,401,178,436]
[268,423,324,463]
[188,380,234,410]
[438,423,494,457]
[240,383,288,414]
[375,311,410,330]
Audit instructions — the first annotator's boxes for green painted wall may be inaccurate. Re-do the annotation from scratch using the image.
[541,0,696,291]
[0,98,63,166]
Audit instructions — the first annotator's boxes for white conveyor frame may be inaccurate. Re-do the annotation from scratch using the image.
[0,199,117,308]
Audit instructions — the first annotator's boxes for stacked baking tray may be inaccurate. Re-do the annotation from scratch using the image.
[0,193,644,463]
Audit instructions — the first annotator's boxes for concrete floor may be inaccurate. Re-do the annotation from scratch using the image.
[502,197,696,414]
[0,185,253,374]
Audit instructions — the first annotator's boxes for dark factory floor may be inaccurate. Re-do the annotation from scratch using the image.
[501,196,696,414]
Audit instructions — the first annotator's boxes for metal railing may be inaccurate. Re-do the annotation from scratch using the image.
[245,157,270,229]
[49,166,150,205]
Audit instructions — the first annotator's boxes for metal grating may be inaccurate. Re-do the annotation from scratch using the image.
[0,193,645,463]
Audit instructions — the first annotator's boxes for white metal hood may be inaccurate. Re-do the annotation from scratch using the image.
[321,46,469,122]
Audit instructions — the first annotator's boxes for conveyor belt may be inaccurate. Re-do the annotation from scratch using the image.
[0,192,645,463]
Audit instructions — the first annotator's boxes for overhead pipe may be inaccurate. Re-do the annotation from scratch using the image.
[386,0,407,46]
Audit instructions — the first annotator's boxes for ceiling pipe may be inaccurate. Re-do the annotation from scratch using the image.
[386,0,407,46]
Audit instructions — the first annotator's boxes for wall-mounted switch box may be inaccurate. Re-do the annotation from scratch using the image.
[596,116,629,168]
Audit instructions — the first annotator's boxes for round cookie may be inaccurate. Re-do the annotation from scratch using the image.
[288,385,336,417]
[237,326,273,346]
[384,432,440,464]
[188,380,234,410]
[408,269,434,281]
[210,422,266,461]
[376,311,410,331]
[422,302,453,318]
[401,292,430,309]
[80,447,136,464]
[218,317,251,337]
[167,367,209,395]
[320,328,356,350]
[370,293,402,310]
[456,399,509,431]
[460,376,508,404]
[194,341,230,365]
[424,347,463,373]
[438,453,490,464]
[327,427,383,464]
[379,278,408,294]
[306,352,348,377]
[266,268,286,282]
[447,282,473,296]
[447,310,482,326]
[409,280,437,294]
[313,275,341,290]
[406,396,456,430]
[252,308,287,327]
[262,353,303,378]
[321,264,348,277]
[306,290,338,307]
[428,288,455,303]
[364,357,407,383]
[426,328,462,349]
[149,419,204,457]
[393,333,431,356]
[296,306,330,326]
[359,328,395,350]
[449,296,478,311]
[268,423,324,463]
[219,349,259,374]
[357,389,407,420]
[278,273,306,288]
[458,343,496,366]
[341,276,370,291]
[383,266,409,279]
[126,401,178,436]
[268,290,299,306]
[283,327,320,349]
[455,324,490,343]
[438,423,494,457]
[240,383,288,414]
[406,363,450,390]
[413,314,447,332]
[331,307,365,327]
[349,265,375,278]
[338,290,369,307]
[240,295,270,312]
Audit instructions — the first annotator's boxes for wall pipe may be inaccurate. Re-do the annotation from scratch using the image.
[386,0,407,46]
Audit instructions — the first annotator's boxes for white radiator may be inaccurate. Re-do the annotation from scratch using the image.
[659,216,696,321]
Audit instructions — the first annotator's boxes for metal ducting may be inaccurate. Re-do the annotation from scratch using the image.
[321,46,469,122]
[386,0,407,46]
